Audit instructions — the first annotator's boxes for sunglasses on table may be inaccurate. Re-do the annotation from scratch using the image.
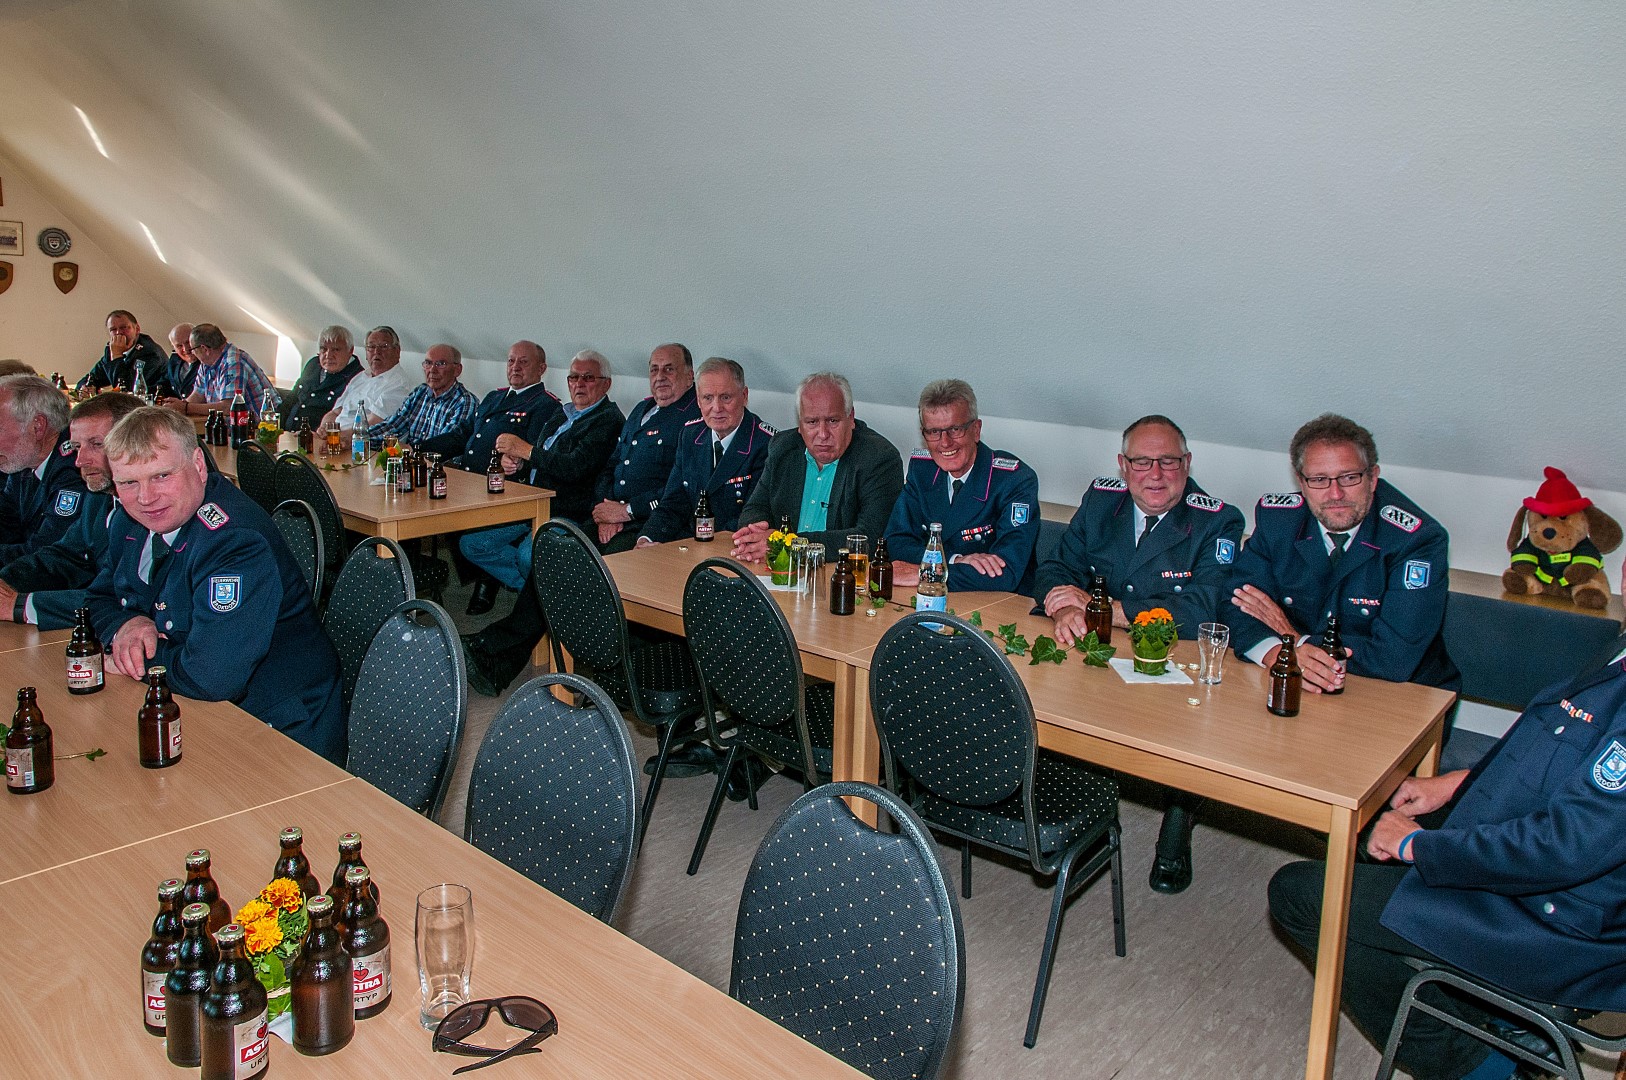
[432,996,558,1074]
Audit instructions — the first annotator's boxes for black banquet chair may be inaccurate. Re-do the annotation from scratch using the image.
[463,673,639,923]
[528,519,703,845]
[323,536,415,709]
[869,611,1125,1048]
[681,557,834,876]
[270,498,324,602]
[234,440,279,513]
[347,599,467,818]
[273,450,346,581]
[732,781,964,1080]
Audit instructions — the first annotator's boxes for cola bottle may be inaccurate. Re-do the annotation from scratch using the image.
[200,924,270,1079]
[141,878,186,1037]
[165,903,218,1067]
[5,686,53,795]
[138,666,182,768]
[273,826,321,898]
[66,607,105,695]
[229,391,251,449]
[182,849,232,933]
[341,866,392,1019]
[290,894,354,1055]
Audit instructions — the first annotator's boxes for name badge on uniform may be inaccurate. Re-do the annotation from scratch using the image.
[209,575,242,613]
[54,490,80,516]
[1592,740,1626,792]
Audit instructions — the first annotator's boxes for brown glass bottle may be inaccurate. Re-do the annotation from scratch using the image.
[428,454,447,499]
[66,607,105,695]
[341,867,392,1019]
[274,826,321,898]
[5,686,53,794]
[183,849,232,933]
[693,489,715,541]
[1319,616,1348,696]
[138,666,183,768]
[1267,635,1303,717]
[200,923,270,1079]
[141,878,187,1036]
[829,547,856,615]
[297,420,314,455]
[412,449,429,488]
[870,537,894,600]
[326,833,379,917]
[1084,574,1113,644]
[486,451,505,493]
[165,903,218,1067]
[290,894,354,1055]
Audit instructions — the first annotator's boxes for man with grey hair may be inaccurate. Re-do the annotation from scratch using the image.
[164,323,200,399]
[161,323,276,419]
[883,378,1041,594]
[367,343,478,454]
[0,374,89,565]
[590,343,697,554]
[732,371,904,562]
[322,324,415,430]
[448,339,561,473]
[283,326,363,428]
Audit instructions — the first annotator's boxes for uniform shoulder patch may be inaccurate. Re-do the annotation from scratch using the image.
[1215,538,1235,564]
[991,456,1020,471]
[208,575,241,613]
[58,440,75,457]
[756,420,777,436]
[1185,493,1222,512]
[1403,559,1431,589]
[53,490,81,517]
[683,416,705,427]
[196,503,230,530]
[1592,740,1626,792]
[1092,476,1127,491]
[1010,502,1030,525]
[1381,504,1421,533]
[910,448,934,460]
[1259,492,1303,509]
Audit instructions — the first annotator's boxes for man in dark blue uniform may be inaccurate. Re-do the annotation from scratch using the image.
[0,375,89,565]
[0,392,144,628]
[448,340,561,472]
[637,357,774,545]
[76,310,172,394]
[884,379,1040,595]
[1269,621,1626,1080]
[589,343,696,554]
[164,323,201,399]
[282,325,363,428]
[85,408,345,763]
[1032,414,1245,894]
[1229,413,1459,696]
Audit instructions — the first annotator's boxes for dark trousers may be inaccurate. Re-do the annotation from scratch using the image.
[1268,861,1500,1080]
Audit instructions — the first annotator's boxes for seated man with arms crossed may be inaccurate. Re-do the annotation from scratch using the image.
[448,340,561,473]
[590,343,696,554]
[0,375,90,564]
[164,323,200,400]
[85,408,345,763]
[1032,414,1244,894]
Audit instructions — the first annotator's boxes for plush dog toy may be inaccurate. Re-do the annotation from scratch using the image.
[1504,467,1622,609]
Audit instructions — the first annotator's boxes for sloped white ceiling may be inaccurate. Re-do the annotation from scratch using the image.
[2,2,1623,488]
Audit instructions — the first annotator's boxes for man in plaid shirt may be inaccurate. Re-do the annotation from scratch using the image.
[367,343,478,454]
[160,322,275,419]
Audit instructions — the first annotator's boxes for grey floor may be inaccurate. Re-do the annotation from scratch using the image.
[426,580,1615,1080]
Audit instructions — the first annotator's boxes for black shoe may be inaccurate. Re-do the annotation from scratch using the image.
[726,758,769,802]
[1148,851,1193,894]
[466,580,499,616]
[462,642,500,697]
[1486,1018,1563,1074]
[644,742,721,779]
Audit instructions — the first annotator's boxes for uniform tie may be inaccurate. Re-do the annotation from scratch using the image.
[1328,532,1350,572]
[950,478,963,503]
[140,533,173,584]
[1139,514,1160,545]
[712,439,723,470]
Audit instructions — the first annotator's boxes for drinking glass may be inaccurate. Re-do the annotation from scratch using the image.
[802,543,826,603]
[323,421,342,456]
[416,884,475,1030]
[1197,622,1230,685]
[789,536,808,591]
[845,535,869,595]
[383,433,401,458]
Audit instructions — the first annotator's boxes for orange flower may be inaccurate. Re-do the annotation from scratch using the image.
[1134,607,1174,626]
[260,878,304,913]
[243,917,284,955]
[236,899,276,926]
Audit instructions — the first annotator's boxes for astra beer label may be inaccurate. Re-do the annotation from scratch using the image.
[352,946,391,1011]
[233,1012,269,1078]
[67,652,104,690]
[143,970,167,1029]
[6,746,36,788]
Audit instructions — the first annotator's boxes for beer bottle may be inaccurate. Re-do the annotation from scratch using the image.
[779,514,792,535]
[412,448,429,489]
[830,548,856,615]
[870,536,894,601]
[5,686,53,795]
[200,924,270,1080]
[141,878,186,1037]
[915,523,948,613]
[205,411,220,446]
[1085,574,1113,645]
[428,454,447,499]
[290,894,354,1056]
[183,849,232,934]
[229,391,251,448]
[274,826,322,899]
[51,372,64,390]
[341,867,392,1019]
[485,450,506,493]
[165,903,218,1067]
[1319,616,1348,696]
[66,606,105,695]
[693,489,715,541]
[297,420,314,455]
[138,666,182,769]
[326,832,379,913]
[1267,635,1303,718]
[396,448,415,493]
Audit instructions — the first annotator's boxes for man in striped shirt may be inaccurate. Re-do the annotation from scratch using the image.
[367,343,478,453]
[161,323,275,419]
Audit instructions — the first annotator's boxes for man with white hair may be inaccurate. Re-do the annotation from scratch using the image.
[322,325,416,431]
[0,374,89,564]
[283,325,363,428]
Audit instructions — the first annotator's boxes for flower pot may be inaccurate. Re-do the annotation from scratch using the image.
[768,549,796,587]
[1132,640,1170,676]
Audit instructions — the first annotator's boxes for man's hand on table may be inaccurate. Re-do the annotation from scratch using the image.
[1264,640,1351,693]
[0,579,17,622]
[955,552,1006,578]
[1049,604,1089,647]
[730,521,772,563]
[111,617,161,679]
[1231,584,1296,637]
[890,561,920,589]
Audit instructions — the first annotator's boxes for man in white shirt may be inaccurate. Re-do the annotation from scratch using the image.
[322,324,415,430]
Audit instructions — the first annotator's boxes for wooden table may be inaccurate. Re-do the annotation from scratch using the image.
[210,436,554,544]
[0,620,73,654]
[602,542,1456,1080]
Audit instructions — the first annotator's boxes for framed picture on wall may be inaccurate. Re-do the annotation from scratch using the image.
[0,221,21,256]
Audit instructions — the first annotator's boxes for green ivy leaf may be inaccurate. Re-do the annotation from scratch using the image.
[1029,635,1068,665]
[1075,631,1117,668]
[84,747,106,762]
[968,610,984,627]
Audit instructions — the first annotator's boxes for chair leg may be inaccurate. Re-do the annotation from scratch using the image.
[638,721,684,848]
[1373,964,1420,1079]
[1024,845,1084,1049]
[961,842,973,899]
[1109,822,1126,957]
[687,746,739,876]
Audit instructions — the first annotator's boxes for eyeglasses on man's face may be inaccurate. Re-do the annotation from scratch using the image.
[1299,469,1371,490]
[423,359,457,370]
[565,373,605,384]
[1123,454,1188,472]
[921,421,975,443]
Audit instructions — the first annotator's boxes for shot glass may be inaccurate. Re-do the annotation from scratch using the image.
[1197,622,1230,685]
[416,884,474,1030]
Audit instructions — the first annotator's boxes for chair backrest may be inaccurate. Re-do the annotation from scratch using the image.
[271,498,324,603]
[731,781,965,1080]
[235,441,279,512]
[323,537,416,708]
[868,611,1037,807]
[529,519,631,676]
[463,673,639,923]
[682,557,817,779]
[347,599,467,818]
[273,451,345,570]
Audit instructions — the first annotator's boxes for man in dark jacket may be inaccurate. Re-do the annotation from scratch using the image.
[77,310,173,395]
[589,343,696,554]
[282,325,363,428]
[0,375,89,565]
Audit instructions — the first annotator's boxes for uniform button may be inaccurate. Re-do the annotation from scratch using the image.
[1555,726,1565,735]
[1361,609,1371,617]
[1284,597,1293,606]
[120,598,127,607]
[1126,584,1134,592]
[1543,902,1556,915]
[165,620,173,630]
[1173,585,1183,593]
[631,440,639,446]
[623,460,630,465]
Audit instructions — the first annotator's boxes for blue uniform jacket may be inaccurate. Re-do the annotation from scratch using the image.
[77,334,173,394]
[640,410,775,543]
[513,398,626,524]
[883,443,1041,594]
[282,356,362,428]
[84,474,346,763]
[593,387,699,526]
[1228,478,1460,691]
[1031,475,1244,635]
[167,353,202,399]
[1381,642,1626,1010]
[1,491,114,629]
[451,383,563,471]
[0,431,90,565]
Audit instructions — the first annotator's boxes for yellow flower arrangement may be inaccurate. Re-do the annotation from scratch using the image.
[234,876,309,1022]
[236,898,276,925]
[260,878,304,912]
[766,529,800,584]
[243,916,284,954]
[1128,607,1178,674]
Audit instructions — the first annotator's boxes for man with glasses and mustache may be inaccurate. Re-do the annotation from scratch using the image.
[320,325,416,432]
[1032,414,1245,894]
[1229,413,1459,697]
[365,343,478,454]
[884,378,1040,595]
